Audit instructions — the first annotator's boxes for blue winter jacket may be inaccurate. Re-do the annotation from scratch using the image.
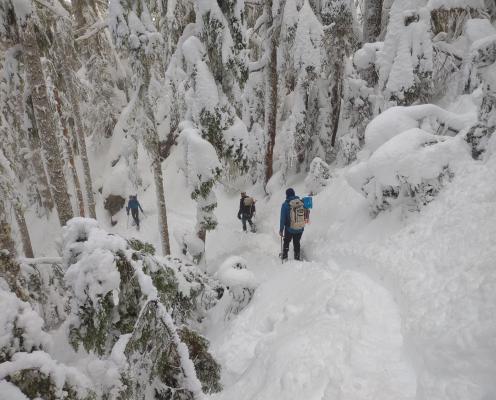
[280,195,304,235]
[127,198,143,212]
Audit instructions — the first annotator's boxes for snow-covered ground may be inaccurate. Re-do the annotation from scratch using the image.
[19,121,496,400]
[203,136,496,399]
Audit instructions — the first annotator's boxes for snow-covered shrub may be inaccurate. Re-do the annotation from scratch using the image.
[178,125,222,261]
[181,35,249,179]
[63,220,126,355]
[341,77,376,150]
[0,282,50,363]
[464,33,496,159]
[466,124,495,159]
[174,229,206,264]
[0,282,95,399]
[305,157,331,194]
[378,5,434,105]
[178,327,222,394]
[1,351,96,400]
[122,300,202,400]
[127,238,155,255]
[21,260,67,330]
[1,219,224,399]
[0,250,27,301]
[347,128,468,214]
[353,42,383,86]
[163,257,225,324]
[363,104,472,153]
[215,256,256,319]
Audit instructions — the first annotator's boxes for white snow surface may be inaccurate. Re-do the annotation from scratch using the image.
[8,101,496,400]
[363,104,474,153]
[73,121,496,400]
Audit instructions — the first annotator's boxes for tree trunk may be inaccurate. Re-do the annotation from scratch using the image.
[264,0,278,187]
[25,96,54,211]
[153,157,171,255]
[363,0,383,43]
[54,87,85,217]
[13,204,34,258]
[63,70,97,218]
[0,199,16,256]
[330,54,344,147]
[141,67,171,256]
[20,17,74,226]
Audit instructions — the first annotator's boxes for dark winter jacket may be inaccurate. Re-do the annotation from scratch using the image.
[238,196,255,218]
[280,195,304,235]
[126,198,143,213]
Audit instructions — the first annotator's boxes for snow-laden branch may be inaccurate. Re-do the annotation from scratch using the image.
[252,9,268,34]
[248,50,269,72]
[33,0,70,20]
[245,0,265,6]
[75,19,108,42]
[20,257,63,265]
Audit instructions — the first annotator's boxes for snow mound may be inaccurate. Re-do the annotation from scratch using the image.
[348,128,471,213]
[464,19,496,44]
[364,104,474,153]
[215,256,256,289]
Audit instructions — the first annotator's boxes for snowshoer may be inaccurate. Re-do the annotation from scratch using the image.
[126,195,144,230]
[279,188,305,261]
[238,192,256,232]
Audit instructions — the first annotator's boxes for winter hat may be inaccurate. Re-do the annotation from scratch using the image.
[286,188,295,198]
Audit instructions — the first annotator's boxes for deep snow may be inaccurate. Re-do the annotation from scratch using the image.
[16,116,496,400]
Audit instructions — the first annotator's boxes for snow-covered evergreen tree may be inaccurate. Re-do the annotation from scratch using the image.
[6,0,74,226]
[178,125,221,264]
[109,0,171,254]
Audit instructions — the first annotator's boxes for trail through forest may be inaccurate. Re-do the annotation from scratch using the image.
[202,191,418,400]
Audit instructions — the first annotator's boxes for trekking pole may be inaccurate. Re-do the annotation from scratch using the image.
[280,236,283,264]
[126,213,129,229]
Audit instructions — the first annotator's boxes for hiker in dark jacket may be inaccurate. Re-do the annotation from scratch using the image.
[279,188,305,261]
[126,195,144,229]
[237,192,256,232]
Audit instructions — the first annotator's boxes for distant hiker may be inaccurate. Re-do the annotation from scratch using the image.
[279,188,305,261]
[238,192,256,232]
[126,195,144,230]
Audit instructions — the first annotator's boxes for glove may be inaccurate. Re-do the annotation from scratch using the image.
[237,214,241,220]
[279,231,283,237]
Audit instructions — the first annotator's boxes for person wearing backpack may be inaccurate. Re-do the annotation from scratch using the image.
[126,195,144,230]
[237,192,256,232]
[279,188,305,261]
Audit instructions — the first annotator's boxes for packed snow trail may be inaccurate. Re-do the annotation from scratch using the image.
[31,142,492,400]
[203,190,417,400]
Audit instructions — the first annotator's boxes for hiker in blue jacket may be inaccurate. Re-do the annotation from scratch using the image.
[126,195,144,229]
[279,188,305,261]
